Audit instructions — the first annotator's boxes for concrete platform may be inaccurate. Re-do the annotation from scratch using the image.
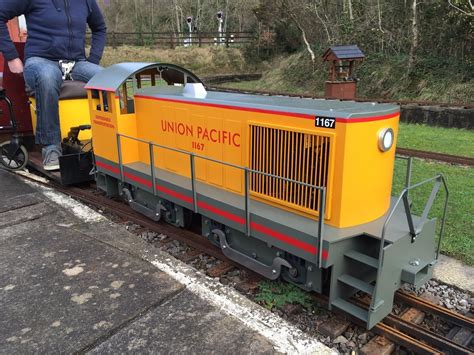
[0,169,334,354]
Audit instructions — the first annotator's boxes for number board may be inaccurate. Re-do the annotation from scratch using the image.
[315,116,336,129]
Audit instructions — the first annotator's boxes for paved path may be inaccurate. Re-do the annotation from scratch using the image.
[434,255,474,293]
[0,169,334,354]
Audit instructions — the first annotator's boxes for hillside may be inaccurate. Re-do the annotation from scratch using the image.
[100,46,473,104]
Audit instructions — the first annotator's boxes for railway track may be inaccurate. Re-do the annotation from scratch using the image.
[21,174,471,355]
[207,85,474,110]
[396,148,474,166]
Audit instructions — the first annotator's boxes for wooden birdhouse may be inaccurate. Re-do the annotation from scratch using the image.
[322,45,365,100]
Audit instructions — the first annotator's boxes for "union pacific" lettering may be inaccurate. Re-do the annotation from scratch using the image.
[161,120,240,147]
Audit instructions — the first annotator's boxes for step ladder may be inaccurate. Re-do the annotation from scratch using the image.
[330,249,389,328]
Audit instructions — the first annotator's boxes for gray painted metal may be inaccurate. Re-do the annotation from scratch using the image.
[137,86,400,118]
[122,187,161,221]
[136,85,399,119]
[379,174,448,272]
[85,62,202,92]
[213,229,293,280]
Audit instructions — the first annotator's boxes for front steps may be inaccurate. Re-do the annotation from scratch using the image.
[330,246,388,329]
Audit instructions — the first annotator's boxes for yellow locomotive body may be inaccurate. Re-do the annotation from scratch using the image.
[84,63,445,329]
[132,92,398,229]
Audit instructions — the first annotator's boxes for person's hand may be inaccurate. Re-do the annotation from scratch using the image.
[8,58,24,74]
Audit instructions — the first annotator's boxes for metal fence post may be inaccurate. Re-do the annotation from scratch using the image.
[406,157,413,200]
[244,168,250,236]
[149,142,156,195]
[116,134,124,182]
[318,188,326,268]
[190,154,198,213]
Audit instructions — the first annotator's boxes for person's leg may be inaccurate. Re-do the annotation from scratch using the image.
[70,60,103,82]
[71,60,107,109]
[23,57,63,146]
[23,57,63,171]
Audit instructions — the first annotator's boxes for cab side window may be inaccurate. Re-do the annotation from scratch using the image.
[91,90,112,113]
[119,80,135,115]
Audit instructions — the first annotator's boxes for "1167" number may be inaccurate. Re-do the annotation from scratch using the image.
[315,116,336,129]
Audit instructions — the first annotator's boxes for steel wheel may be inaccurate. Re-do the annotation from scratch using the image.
[0,141,28,171]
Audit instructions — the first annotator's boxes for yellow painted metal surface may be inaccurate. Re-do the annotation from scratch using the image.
[88,92,139,164]
[89,89,399,228]
[129,95,399,228]
[30,97,92,141]
[331,117,399,227]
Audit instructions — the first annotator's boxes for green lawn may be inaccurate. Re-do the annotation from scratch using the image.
[392,158,473,265]
[397,123,474,158]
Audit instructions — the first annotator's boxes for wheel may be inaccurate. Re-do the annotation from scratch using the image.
[0,141,28,171]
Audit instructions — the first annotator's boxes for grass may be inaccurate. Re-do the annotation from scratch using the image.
[397,123,474,158]
[99,45,263,76]
[392,159,473,265]
[216,51,474,104]
[254,280,314,311]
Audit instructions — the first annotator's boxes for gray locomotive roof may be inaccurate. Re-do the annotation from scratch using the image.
[136,86,399,119]
[85,62,202,92]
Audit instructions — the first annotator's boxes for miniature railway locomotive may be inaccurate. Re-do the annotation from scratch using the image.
[1,62,448,329]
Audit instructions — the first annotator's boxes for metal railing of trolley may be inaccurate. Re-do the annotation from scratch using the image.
[116,133,328,268]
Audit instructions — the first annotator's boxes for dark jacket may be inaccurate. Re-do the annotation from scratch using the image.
[0,0,107,64]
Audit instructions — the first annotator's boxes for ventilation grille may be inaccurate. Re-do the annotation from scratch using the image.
[250,125,331,215]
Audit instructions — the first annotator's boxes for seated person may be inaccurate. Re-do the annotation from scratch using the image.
[0,0,106,170]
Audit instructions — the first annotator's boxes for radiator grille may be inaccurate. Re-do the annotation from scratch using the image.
[250,125,331,215]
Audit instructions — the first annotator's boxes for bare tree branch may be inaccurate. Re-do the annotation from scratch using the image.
[290,11,316,62]
[448,0,474,16]
[314,2,332,44]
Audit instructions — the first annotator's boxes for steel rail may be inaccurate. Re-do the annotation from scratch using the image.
[312,293,443,355]
[383,315,472,355]
[396,148,474,166]
[351,297,473,354]
[395,291,474,331]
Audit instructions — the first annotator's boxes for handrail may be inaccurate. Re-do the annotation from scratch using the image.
[116,133,329,268]
[378,174,449,271]
[370,173,448,312]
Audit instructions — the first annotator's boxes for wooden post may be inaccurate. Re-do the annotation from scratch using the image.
[112,31,117,49]
[170,33,174,49]
[198,32,202,48]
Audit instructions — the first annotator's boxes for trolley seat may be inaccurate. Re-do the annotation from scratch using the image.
[29,80,92,141]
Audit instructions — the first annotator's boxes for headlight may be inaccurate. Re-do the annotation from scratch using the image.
[378,128,394,152]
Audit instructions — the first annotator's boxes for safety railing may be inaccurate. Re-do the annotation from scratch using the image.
[378,156,449,272]
[116,133,328,268]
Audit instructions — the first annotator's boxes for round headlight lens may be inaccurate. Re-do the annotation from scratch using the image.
[378,128,394,152]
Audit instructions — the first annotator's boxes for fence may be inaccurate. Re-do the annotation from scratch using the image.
[87,31,255,49]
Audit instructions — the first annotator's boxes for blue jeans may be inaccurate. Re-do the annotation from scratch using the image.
[23,57,102,145]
